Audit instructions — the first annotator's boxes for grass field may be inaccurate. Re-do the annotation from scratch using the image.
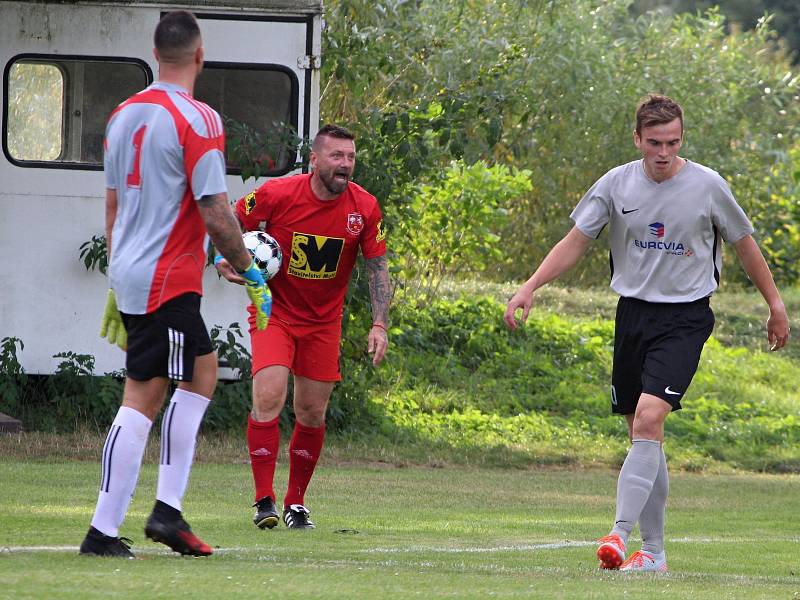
[2,286,800,597]
[1,446,799,599]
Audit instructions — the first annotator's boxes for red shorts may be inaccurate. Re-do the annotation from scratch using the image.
[249,313,342,381]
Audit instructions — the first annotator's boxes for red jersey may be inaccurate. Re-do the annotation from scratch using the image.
[236,174,386,324]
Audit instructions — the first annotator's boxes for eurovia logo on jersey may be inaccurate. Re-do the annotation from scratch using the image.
[633,222,692,256]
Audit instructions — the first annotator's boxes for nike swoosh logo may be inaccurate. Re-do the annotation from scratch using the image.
[621,208,639,214]
[664,386,681,396]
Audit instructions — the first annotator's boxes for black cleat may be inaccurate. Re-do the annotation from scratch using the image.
[79,526,135,558]
[283,504,315,529]
[144,500,212,556]
[253,496,280,529]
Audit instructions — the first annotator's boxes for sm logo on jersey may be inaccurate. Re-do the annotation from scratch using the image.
[288,232,344,280]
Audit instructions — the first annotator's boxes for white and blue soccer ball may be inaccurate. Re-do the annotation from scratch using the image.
[242,230,282,280]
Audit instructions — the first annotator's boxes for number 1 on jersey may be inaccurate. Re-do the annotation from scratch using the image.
[126,125,147,189]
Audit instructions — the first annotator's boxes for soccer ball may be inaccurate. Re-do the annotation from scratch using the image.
[242,231,282,280]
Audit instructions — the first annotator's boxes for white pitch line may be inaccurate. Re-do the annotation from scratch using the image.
[361,536,800,555]
[669,536,800,544]
[362,541,594,554]
[1,546,79,553]
[0,543,593,556]
[0,545,244,555]
[3,536,799,556]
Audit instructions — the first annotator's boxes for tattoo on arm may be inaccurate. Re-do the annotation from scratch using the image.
[366,255,391,325]
[198,193,251,271]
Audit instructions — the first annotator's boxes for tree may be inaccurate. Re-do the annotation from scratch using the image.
[631,0,800,62]
[321,0,800,286]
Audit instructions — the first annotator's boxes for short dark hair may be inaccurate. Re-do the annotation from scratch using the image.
[312,124,355,151]
[635,94,683,136]
[154,11,201,64]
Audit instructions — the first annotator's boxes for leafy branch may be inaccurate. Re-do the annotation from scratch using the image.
[78,235,108,275]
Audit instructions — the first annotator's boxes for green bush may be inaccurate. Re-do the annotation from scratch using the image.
[5,292,800,473]
[393,161,532,301]
[361,293,800,472]
[0,343,122,432]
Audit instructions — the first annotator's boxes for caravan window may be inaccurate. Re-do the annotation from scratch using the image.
[5,58,299,174]
[196,63,299,176]
[4,56,150,168]
[6,63,63,161]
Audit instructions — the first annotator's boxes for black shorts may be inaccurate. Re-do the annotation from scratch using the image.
[121,293,213,382]
[611,296,714,415]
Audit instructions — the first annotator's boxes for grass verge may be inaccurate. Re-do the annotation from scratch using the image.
[1,458,798,599]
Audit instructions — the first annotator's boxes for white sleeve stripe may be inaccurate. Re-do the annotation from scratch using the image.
[197,99,221,138]
[178,92,221,138]
[184,92,215,137]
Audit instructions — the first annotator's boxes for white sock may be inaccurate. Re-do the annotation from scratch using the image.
[155,389,210,512]
[640,446,669,554]
[610,439,662,544]
[91,406,153,537]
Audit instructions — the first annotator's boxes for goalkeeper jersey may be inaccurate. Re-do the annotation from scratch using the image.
[570,159,753,303]
[104,81,226,314]
[235,173,387,324]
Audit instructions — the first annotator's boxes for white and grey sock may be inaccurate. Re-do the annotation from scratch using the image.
[639,445,669,555]
[155,389,210,512]
[610,438,662,545]
[91,406,153,537]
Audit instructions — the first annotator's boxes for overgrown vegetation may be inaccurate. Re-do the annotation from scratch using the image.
[363,292,800,473]
[4,287,800,474]
[0,338,122,431]
[632,0,800,62]
[322,0,800,285]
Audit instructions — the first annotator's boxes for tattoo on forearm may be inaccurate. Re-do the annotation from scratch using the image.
[198,193,249,270]
[366,255,391,324]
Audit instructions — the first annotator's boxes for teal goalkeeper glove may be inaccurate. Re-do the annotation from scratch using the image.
[99,289,127,351]
[239,261,272,330]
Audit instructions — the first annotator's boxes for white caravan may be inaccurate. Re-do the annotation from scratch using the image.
[0,0,323,376]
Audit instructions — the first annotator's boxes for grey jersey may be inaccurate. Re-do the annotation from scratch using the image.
[570,159,753,302]
[104,82,226,314]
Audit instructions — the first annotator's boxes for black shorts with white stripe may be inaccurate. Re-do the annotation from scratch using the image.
[610,295,714,415]
[121,293,213,382]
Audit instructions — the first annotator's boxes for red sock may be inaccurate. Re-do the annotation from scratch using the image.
[247,414,280,502]
[284,421,325,507]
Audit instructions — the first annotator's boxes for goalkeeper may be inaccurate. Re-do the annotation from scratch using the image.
[79,10,271,560]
